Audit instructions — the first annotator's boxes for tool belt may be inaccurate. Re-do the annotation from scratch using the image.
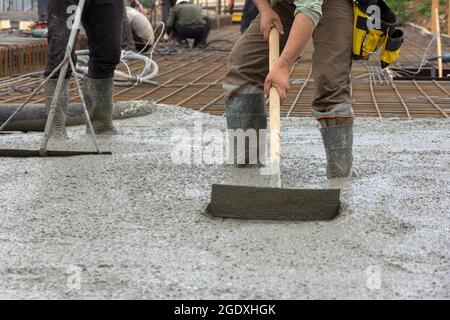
[351,0,404,68]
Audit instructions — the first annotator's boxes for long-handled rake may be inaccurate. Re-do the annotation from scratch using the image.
[0,0,111,157]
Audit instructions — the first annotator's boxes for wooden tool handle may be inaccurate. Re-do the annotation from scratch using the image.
[269,29,282,170]
[434,8,443,78]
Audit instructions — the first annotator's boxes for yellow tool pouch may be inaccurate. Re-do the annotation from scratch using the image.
[351,0,404,68]
[380,29,404,68]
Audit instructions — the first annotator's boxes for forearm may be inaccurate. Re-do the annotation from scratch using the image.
[278,13,315,69]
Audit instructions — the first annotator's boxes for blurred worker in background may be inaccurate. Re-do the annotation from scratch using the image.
[128,0,145,13]
[240,0,258,33]
[225,0,259,34]
[162,0,177,33]
[166,0,211,48]
[31,0,49,30]
[123,0,137,51]
[126,5,155,52]
[123,1,155,53]
[44,0,124,138]
[225,0,235,13]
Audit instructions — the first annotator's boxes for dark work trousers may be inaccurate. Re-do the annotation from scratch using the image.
[38,0,49,21]
[162,0,176,32]
[173,17,211,46]
[44,0,123,80]
[240,0,258,33]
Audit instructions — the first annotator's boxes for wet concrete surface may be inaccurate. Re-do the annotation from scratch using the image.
[0,103,449,299]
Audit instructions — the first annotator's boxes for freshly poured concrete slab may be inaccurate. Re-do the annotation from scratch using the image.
[0,104,449,299]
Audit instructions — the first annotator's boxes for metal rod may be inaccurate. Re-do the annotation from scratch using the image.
[367,64,382,118]
[286,65,312,118]
[176,75,225,106]
[433,80,449,95]
[39,0,85,156]
[69,57,101,154]
[389,79,412,119]
[434,8,443,78]
[413,80,448,118]
[39,61,70,156]
[133,53,215,100]
[156,61,223,103]
[0,58,66,131]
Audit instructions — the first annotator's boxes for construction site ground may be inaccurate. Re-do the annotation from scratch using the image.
[1,25,450,118]
[1,103,449,299]
[0,24,449,299]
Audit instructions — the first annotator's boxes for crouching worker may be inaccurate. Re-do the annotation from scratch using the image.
[166,0,211,48]
[44,0,123,138]
[223,0,354,179]
[126,5,155,53]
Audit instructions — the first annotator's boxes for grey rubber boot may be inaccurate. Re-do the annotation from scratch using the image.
[83,76,118,135]
[225,93,267,167]
[320,125,353,179]
[45,78,69,140]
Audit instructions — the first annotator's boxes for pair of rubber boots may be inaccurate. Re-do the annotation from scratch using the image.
[225,92,353,179]
[45,77,117,139]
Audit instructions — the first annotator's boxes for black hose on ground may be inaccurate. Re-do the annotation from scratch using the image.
[205,39,234,51]
[0,104,85,132]
[0,101,155,132]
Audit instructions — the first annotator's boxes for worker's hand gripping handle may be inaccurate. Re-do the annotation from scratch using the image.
[268,29,282,180]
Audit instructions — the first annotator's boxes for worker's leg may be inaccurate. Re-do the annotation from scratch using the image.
[240,0,258,33]
[172,23,190,46]
[82,0,123,135]
[43,0,78,139]
[223,1,295,166]
[122,2,136,51]
[192,17,211,47]
[311,0,354,178]
[173,23,186,42]
[162,0,170,25]
[162,0,176,33]
[44,0,78,78]
[44,78,70,139]
[38,0,49,22]
[83,0,123,79]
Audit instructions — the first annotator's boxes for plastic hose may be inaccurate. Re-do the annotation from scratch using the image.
[75,49,159,86]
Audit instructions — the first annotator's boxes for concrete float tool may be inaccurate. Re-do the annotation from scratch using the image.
[0,0,111,158]
[207,29,341,221]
